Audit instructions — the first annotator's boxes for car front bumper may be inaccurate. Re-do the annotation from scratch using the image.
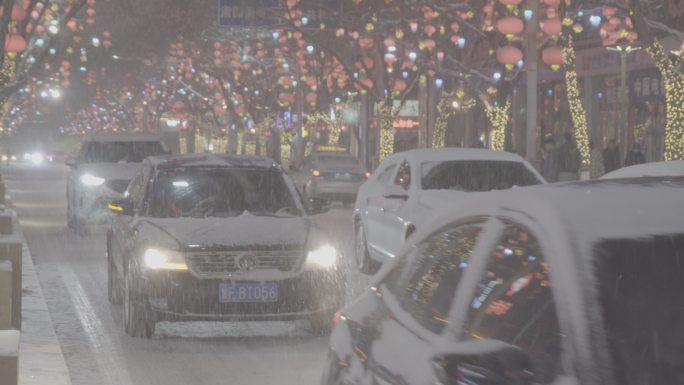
[140,269,346,322]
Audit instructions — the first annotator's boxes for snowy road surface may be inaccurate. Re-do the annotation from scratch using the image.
[3,163,370,385]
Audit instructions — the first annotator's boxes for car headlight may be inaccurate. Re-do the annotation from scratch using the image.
[143,248,188,271]
[1,155,7,161]
[30,153,44,165]
[306,244,337,268]
[10,155,16,161]
[80,173,105,187]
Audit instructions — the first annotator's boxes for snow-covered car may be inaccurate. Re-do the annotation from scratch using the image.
[106,154,345,338]
[353,148,544,273]
[66,132,169,235]
[601,160,684,179]
[324,177,684,385]
[290,151,369,207]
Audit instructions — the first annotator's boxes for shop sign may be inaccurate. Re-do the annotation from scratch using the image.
[393,118,419,130]
[630,69,666,103]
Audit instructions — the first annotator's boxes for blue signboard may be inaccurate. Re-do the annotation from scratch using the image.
[218,0,281,28]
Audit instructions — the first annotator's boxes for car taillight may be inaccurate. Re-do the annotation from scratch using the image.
[332,309,343,328]
[312,169,321,177]
[364,171,371,178]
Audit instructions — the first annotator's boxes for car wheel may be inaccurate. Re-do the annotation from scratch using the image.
[355,223,379,275]
[123,259,154,338]
[310,310,335,336]
[107,243,123,305]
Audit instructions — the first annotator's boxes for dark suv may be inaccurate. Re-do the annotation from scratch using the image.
[106,154,344,338]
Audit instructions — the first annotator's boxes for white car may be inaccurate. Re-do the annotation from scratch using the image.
[353,148,544,273]
[325,177,684,385]
[602,160,684,179]
[66,132,170,235]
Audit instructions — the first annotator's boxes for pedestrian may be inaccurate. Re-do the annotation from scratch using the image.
[558,132,581,181]
[624,143,646,166]
[589,141,605,179]
[603,139,621,173]
[541,136,560,182]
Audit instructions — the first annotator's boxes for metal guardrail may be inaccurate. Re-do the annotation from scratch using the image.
[0,178,21,385]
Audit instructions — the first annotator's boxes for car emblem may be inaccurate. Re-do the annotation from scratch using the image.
[236,254,257,273]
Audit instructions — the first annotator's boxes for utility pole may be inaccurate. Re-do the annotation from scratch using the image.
[525,0,539,165]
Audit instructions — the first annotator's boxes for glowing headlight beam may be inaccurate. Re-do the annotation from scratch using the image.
[306,244,337,268]
[143,248,188,271]
[80,173,105,187]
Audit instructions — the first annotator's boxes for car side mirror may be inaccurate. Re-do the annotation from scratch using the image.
[383,185,409,200]
[432,342,534,385]
[306,197,331,215]
[108,199,135,216]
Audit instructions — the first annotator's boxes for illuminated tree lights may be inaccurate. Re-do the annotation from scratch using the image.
[646,43,684,161]
[562,36,590,168]
[486,102,511,151]
[432,90,476,148]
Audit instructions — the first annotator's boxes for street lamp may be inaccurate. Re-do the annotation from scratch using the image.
[606,42,641,155]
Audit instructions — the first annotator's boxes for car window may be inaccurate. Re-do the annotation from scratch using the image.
[462,222,562,384]
[148,167,299,218]
[394,161,411,190]
[80,141,165,163]
[375,163,397,184]
[421,161,541,191]
[384,221,484,334]
[317,155,361,166]
[126,172,145,210]
[594,234,684,385]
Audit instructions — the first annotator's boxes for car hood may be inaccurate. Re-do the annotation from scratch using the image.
[78,162,143,181]
[136,213,313,251]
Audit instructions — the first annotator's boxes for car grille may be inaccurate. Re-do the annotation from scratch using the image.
[186,246,303,277]
[106,179,130,193]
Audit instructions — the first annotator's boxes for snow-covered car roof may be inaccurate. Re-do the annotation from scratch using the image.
[601,160,684,179]
[424,177,684,248]
[84,132,165,143]
[384,148,531,164]
[148,153,280,169]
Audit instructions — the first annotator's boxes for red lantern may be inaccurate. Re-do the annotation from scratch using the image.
[86,7,96,17]
[392,79,407,93]
[423,24,436,36]
[496,46,523,65]
[496,17,525,35]
[67,20,78,31]
[5,33,27,53]
[305,92,317,104]
[540,18,562,36]
[602,6,617,17]
[0,4,27,22]
[424,39,436,50]
[542,46,564,67]
[86,17,96,25]
[359,37,374,48]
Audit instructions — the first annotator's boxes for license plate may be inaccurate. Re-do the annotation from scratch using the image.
[218,282,278,303]
[335,172,352,180]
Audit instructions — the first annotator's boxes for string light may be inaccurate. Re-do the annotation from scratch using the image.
[562,35,590,168]
[646,42,684,160]
[486,102,510,151]
[378,101,398,161]
[433,90,476,148]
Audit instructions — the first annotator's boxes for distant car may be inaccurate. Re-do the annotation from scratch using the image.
[66,132,169,235]
[601,160,684,179]
[353,148,544,273]
[106,154,345,338]
[291,152,369,207]
[324,177,684,385]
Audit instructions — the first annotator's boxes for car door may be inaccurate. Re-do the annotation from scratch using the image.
[111,168,148,274]
[363,161,401,259]
[353,219,489,385]
[444,219,571,385]
[367,160,412,259]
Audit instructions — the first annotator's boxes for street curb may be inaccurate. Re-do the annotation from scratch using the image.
[5,203,72,384]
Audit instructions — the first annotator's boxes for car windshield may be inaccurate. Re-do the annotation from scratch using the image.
[148,167,300,218]
[594,234,684,385]
[81,141,165,163]
[421,160,541,191]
